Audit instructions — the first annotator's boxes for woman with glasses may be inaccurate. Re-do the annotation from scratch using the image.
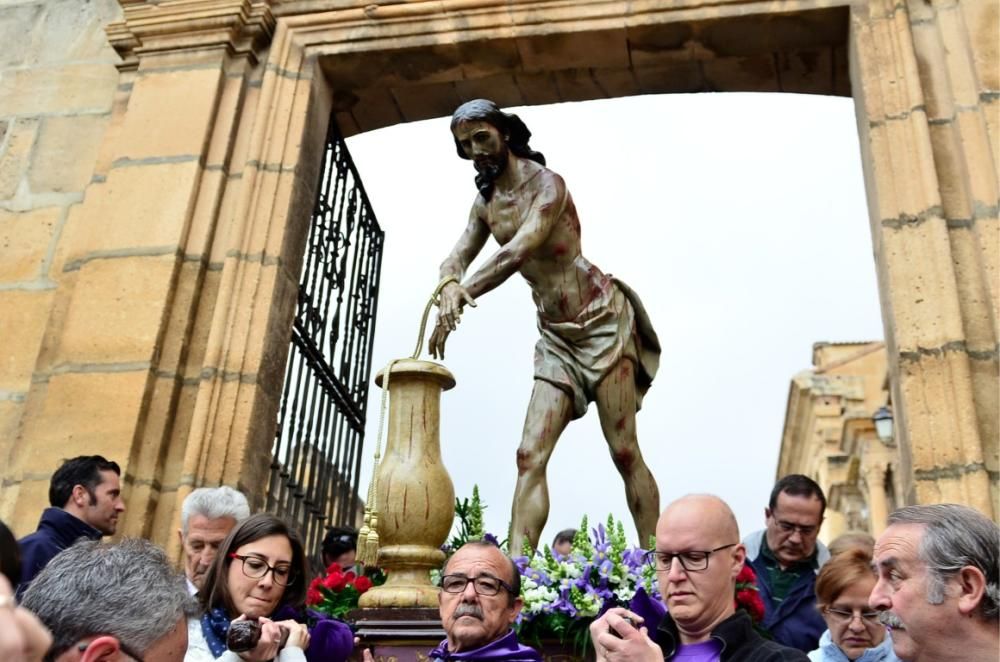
[186,513,353,662]
[808,549,900,662]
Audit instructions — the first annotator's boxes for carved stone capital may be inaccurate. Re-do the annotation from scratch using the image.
[108,0,275,70]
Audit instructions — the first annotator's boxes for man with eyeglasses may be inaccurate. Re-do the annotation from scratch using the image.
[590,494,807,660]
[431,541,541,661]
[743,475,830,653]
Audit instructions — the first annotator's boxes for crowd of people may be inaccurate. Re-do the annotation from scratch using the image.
[0,454,997,662]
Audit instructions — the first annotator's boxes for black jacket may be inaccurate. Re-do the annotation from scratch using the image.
[656,611,810,662]
[16,507,103,596]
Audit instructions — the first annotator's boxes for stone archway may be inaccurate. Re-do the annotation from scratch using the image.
[1,0,995,551]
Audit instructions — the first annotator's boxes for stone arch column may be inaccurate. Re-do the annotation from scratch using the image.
[849,0,997,517]
[2,0,336,560]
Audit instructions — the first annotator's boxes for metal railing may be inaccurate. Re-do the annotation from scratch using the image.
[267,115,384,564]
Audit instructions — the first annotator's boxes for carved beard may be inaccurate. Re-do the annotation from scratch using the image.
[473,145,508,201]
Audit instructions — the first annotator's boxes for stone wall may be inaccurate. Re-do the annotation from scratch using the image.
[0,0,122,525]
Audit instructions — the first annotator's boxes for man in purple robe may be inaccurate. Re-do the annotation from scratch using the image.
[360,542,539,662]
[431,541,540,661]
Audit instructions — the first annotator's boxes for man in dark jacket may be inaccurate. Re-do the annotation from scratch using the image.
[743,475,829,652]
[589,495,807,661]
[16,455,125,595]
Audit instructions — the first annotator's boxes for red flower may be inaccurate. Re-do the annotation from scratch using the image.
[735,589,766,623]
[353,575,373,593]
[326,562,343,575]
[735,563,757,584]
[323,570,348,591]
[307,587,323,605]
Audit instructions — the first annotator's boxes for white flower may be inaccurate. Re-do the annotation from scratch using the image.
[614,586,636,602]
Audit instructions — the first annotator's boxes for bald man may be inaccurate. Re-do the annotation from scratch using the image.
[590,495,807,661]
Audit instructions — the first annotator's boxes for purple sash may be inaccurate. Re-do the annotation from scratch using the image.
[428,630,542,661]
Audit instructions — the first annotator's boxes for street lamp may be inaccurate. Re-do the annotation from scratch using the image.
[873,406,894,444]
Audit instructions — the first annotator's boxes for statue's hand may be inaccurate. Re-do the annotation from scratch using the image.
[428,323,451,360]
[437,282,476,331]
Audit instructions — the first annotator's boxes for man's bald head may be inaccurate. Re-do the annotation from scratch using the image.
[653,494,747,642]
[658,494,740,545]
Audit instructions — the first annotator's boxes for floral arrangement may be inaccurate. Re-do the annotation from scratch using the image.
[513,515,659,651]
[441,490,767,651]
[306,563,380,619]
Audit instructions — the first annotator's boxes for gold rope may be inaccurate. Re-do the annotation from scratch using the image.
[357,276,460,567]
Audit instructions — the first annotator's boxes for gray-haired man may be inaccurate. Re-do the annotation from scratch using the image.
[21,538,193,662]
[178,486,250,594]
[870,504,999,662]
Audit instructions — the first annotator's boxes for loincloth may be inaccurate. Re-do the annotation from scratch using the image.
[533,277,661,420]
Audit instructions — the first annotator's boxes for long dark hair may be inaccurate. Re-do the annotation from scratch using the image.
[200,513,309,616]
[450,99,546,166]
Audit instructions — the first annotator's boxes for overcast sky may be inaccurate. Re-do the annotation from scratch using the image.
[345,92,883,549]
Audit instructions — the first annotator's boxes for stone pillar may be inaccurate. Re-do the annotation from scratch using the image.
[850,0,997,517]
[360,360,456,609]
[1,0,334,553]
[862,460,890,537]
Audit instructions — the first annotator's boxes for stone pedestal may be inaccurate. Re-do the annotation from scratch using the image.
[359,359,456,608]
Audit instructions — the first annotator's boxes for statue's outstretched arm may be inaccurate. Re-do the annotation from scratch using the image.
[430,203,489,359]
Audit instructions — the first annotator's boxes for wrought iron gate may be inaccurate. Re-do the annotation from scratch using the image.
[267,115,384,561]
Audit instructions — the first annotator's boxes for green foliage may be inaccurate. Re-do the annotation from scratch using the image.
[448,484,487,550]
[571,515,593,556]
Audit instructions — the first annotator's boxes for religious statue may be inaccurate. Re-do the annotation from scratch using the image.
[430,99,662,552]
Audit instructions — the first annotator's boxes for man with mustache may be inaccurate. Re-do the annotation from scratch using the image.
[869,504,999,662]
[589,494,808,660]
[743,475,829,652]
[432,541,540,661]
[431,99,662,554]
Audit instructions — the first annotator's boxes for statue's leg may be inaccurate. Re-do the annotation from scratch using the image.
[594,357,660,547]
[508,380,573,554]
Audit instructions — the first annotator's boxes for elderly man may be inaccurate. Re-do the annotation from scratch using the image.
[430,99,661,553]
[21,538,193,662]
[869,504,999,662]
[590,495,808,661]
[363,542,540,661]
[430,541,541,660]
[177,486,250,594]
[17,455,126,594]
[743,475,829,651]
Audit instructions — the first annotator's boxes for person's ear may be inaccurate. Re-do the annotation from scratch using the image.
[764,507,772,522]
[177,527,185,547]
[70,485,90,508]
[77,635,122,661]
[954,566,987,617]
[509,595,523,622]
[733,544,747,570]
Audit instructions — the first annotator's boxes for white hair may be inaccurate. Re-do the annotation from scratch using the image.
[180,486,250,535]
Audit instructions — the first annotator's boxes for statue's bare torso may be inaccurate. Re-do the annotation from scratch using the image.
[474,160,608,323]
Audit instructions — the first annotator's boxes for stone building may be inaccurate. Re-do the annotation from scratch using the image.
[776,342,904,542]
[1,0,996,559]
